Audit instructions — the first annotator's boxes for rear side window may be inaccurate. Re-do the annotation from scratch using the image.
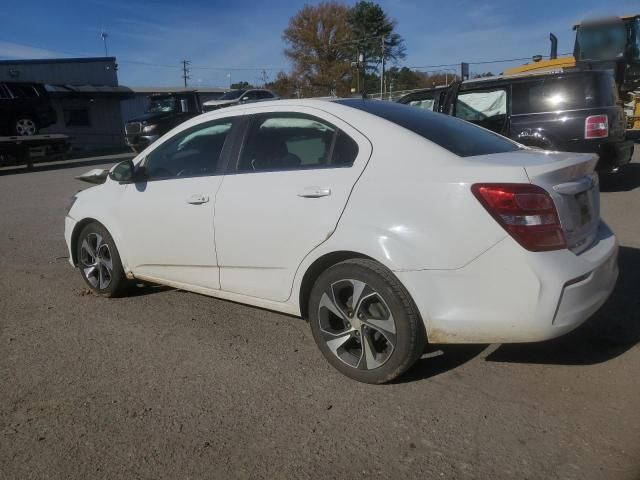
[237,113,357,172]
[7,84,40,98]
[511,73,618,115]
[337,99,520,158]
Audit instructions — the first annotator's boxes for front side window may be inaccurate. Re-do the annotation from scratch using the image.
[237,114,358,172]
[142,119,233,180]
[455,88,508,133]
[408,93,435,111]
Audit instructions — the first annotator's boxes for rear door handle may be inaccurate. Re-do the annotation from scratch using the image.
[297,187,331,198]
[186,194,210,205]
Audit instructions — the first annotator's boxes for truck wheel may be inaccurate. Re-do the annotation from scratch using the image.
[13,117,38,136]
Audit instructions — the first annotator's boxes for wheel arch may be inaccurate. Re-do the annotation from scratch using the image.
[70,217,107,266]
[297,250,377,320]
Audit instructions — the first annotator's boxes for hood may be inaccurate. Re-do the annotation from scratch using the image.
[127,111,177,124]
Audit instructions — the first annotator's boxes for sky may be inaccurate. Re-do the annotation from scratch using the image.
[0,0,638,87]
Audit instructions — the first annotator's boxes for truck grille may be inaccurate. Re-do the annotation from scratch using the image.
[125,122,142,135]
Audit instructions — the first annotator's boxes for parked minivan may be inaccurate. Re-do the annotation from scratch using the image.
[0,82,57,136]
[398,70,634,170]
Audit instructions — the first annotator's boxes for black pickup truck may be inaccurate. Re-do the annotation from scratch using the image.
[124,91,202,153]
[398,70,634,171]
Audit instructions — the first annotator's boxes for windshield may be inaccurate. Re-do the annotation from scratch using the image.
[218,90,246,100]
[147,96,176,113]
[576,23,626,61]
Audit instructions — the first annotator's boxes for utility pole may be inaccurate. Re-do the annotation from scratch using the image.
[380,36,385,99]
[100,30,109,57]
[261,70,268,88]
[181,60,191,87]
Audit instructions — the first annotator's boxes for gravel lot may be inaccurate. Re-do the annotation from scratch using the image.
[1,151,639,479]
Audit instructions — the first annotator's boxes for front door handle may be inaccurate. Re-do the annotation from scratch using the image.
[297,187,331,198]
[186,194,210,205]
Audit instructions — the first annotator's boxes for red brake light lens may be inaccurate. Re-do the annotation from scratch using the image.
[584,114,608,139]
[472,183,566,252]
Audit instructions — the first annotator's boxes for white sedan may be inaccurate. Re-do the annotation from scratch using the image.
[65,99,618,383]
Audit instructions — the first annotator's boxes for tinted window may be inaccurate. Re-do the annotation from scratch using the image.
[237,114,356,172]
[511,73,617,115]
[143,119,232,180]
[337,99,520,158]
[257,91,274,99]
[0,85,10,99]
[7,84,39,98]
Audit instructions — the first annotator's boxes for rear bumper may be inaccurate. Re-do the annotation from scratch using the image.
[599,140,634,170]
[396,221,618,344]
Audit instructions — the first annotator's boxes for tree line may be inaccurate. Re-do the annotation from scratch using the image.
[234,1,492,98]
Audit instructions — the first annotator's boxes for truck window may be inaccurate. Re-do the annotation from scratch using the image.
[455,88,507,133]
[511,73,617,115]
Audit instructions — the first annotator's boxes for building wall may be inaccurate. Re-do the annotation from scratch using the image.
[0,58,118,86]
[42,97,126,153]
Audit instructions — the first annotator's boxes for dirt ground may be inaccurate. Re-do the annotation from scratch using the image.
[1,151,639,479]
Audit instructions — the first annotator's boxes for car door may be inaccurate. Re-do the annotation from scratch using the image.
[214,106,371,302]
[118,116,239,289]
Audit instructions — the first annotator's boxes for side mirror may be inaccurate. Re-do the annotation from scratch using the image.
[241,97,250,102]
[180,98,189,112]
[109,159,135,183]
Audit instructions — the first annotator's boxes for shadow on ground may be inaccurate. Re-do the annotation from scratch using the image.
[0,154,133,177]
[486,245,640,365]
[599,162,640,192]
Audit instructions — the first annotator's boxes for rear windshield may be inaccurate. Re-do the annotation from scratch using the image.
[337,99,521,158]
[511,72,618,115]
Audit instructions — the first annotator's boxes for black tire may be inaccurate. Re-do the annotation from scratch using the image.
[13,117,39,136]
[308,259,426,384]
[76,222,129,297]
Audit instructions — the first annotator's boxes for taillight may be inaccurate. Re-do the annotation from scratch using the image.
[472,184,566,252]
[584,114,608,139]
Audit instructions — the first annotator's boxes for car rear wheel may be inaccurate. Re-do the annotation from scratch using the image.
[13,117,38,136]
[308,259,426,384]
[77,222,128,297]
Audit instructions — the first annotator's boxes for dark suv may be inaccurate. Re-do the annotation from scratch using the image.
[398,70,633,170]
[0,82,57,136]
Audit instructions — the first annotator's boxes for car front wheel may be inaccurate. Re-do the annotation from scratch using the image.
[77,222,128,297]
[308,259,426,384]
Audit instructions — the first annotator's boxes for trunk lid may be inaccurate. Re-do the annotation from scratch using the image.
[521,150,600,254]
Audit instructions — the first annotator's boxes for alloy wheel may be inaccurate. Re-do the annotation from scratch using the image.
[15,118,37,136]
[80,233,113,289]
[317,279,396,370]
